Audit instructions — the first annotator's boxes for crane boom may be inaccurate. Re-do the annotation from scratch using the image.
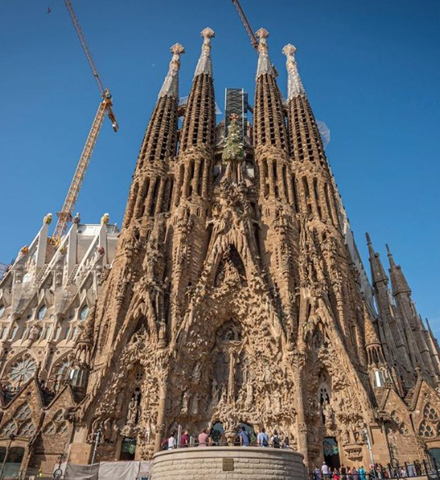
[52,1,119,242]
[231,0,258,51]
[53,94,111,239]
[64,0,105,96]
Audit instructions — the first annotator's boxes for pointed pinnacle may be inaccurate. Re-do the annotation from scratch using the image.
[365,232,372,244]
[386,244,397,268]
[194,27,215,77]
[283,43,305,98]
[255,27,273,78]
[158,43,184,98]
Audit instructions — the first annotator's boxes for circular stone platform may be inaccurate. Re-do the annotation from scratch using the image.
[151,446,306,480]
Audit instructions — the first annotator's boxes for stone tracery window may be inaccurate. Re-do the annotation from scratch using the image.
[17,420,35,437]
[56,422,68,435]
[43,409,66,435]
[44,422,56,434]
[1,420,17,436]
[15,403,31,421]
[79,306,89,321]
[50,358,71,391]
[37,305,47,320]
[419,421,434,438]
[424,403,439,421]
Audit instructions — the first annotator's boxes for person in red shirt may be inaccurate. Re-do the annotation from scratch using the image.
[180,429,190,447]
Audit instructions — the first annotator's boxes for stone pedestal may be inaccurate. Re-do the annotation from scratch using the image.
[151,446,306,480]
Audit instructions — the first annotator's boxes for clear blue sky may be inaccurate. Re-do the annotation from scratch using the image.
[1,1,439,332]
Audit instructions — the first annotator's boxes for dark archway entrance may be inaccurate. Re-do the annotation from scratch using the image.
[323,437,340,469]
[0,446,25,477]
[429,448,440,468]
[120,438,136,461]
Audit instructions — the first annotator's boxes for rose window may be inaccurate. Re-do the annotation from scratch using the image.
[1,421,17,436]
[17,420,35,437]
[419,421,435,438]
[15,403,31,421]
[8,356,37,386]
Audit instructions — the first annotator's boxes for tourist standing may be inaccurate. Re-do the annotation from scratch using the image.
[198,428,209,447]
[341,465,347,480]
[322,462,330,480]
[239,426,250,447]
[271,430,280,448]
[359,466,366,480]
[257,427,269,447]
[314,466,321,480]
[180,429,190,447]
[168,431,177,449]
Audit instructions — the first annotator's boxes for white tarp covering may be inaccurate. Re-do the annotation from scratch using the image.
[64,461,151,480]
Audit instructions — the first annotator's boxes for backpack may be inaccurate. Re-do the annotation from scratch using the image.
[273,435,280,448]
[262,435,269,447]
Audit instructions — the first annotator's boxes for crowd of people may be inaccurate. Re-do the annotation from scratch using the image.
[314,461,426,480]
[162,426,292,449]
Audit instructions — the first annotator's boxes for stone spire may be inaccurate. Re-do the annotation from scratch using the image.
[255,28,274,77]
[253,27,288,152]
[386,244,411,295]
[123,44,183,226]
[366,233,389,286]
[194,27,215,77]
[158,43,185,98]
[282,43,305,99]
[180,28,216,152]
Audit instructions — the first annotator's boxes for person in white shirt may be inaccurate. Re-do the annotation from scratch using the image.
[168,431,177,449]
[257,428,269,447]
[322,462,330,479]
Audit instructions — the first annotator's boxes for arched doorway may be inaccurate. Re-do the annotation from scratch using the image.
[209,422,225,446]
[120,438,136,461]
[323,437,340,469]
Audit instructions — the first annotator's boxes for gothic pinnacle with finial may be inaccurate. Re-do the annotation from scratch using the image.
[194,27,215,77]
[158,43,185,99]
[255,27,274,78]
[283,43,305,99]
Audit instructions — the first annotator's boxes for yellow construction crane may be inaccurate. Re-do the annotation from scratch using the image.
[52,0,119,241]
[231,0,258,51]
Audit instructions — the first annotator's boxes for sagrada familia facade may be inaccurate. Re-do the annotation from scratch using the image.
[1,27,440,474]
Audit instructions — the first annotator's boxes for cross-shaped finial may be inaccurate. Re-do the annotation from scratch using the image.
[255,28,269,40]
[201,27,215,39]
[170,43,185,56]
[282,44,297,58]
[229,113,239,123]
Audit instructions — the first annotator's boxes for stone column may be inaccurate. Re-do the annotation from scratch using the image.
[296,353,309,466]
